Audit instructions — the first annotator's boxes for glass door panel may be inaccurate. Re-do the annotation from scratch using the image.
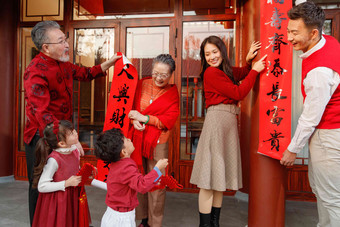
[73,28,115,154]
[180,21,235,160]
[126,27,170,78]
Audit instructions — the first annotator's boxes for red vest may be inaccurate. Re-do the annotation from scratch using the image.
[301,35,340,129]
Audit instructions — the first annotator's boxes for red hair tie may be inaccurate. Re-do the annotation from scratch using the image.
[53,120,60,142]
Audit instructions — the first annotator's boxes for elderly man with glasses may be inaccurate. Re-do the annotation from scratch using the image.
[23,20,120,226]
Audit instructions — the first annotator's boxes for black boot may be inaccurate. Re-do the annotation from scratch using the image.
[137,218,150,227]
[210,207,221,227]
[199,212,211,227]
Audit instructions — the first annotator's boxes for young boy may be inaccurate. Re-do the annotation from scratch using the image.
[93,128,168,227]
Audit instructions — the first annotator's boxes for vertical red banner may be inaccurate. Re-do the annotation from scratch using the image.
[96,52,138,181]
[258,0,292,160]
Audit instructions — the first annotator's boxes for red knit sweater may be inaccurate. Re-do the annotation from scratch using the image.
[301,35,340,129]
[105,158,158,212]
[204,65,259,108]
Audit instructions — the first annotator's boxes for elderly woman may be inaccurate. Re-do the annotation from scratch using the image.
[128,54,179,227]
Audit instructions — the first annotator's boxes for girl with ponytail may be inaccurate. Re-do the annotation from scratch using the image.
[32,120,86,227]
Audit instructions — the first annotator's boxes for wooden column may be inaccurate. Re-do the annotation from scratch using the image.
[0,0,17,177]
[240,0,286,226]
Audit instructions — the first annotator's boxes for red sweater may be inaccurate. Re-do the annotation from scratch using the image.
[106,158,159,212]
[301,35,340,129]
[23,52,105,144]
[204,65,259,108]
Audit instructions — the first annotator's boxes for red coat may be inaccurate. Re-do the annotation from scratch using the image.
[203,65,258,108]
[106,158,158,212]
[23,52,105,144]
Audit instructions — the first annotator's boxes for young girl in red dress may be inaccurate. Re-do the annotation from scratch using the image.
[32,120,85,227]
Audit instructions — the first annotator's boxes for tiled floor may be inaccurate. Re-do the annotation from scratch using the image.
[0,180,318,227]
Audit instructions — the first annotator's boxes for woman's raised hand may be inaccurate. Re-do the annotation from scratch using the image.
[252,54,267,73]
[246,41,262,64]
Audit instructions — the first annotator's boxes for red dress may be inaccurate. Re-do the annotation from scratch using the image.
[33,149,82,227]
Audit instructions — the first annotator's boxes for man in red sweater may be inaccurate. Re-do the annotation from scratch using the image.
[24,20,120,226]
[281,2,340,226]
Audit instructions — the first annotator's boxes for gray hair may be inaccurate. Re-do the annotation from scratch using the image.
[31,21,60,51]
[152,54,176,74]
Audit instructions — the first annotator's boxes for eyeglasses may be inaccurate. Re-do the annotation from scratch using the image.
[44,37,69,45]
[152,71,170,80]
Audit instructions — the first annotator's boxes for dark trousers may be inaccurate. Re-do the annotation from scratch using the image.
[24,133,40,226]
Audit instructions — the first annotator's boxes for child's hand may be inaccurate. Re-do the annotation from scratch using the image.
[65,175,82,187]
[85,167,98,185]
[74,142,85,156]
[155,158,168,171]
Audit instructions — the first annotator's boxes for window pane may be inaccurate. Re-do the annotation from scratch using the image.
[183,0,234,16]
[73,0,174,20]
[126,27,169,79]
[180,21,235,160]
[73,28,115,154]
[21,0,63,22]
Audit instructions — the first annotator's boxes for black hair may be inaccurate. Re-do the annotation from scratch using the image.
[199,35,236,85]
[152,54,176,74]
[32,120,75,188]
[94,128,125,163]
[288,1,325,38]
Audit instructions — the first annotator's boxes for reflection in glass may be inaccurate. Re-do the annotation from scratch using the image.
[323,20,332,36]
[180,21,235,160]
[183,0,234,16]
[73,28,115,154]
[126,27,169,79]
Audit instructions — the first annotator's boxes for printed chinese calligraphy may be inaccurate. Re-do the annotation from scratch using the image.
[265,7,287,29]
[117,64,134,80]
[263,130,285,151]
[267,82,287,101]
[110,107,126,128]
[113,84,130,104]
[259,0,292,159]
[97,53,138,181]
[265,33,288,54]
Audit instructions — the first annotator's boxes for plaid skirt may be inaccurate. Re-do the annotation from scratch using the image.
[190,104,243,191]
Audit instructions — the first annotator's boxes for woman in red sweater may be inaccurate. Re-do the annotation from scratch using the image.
[190,35,267,227]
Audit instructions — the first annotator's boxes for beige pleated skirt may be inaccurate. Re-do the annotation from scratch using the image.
[190,104,243,191]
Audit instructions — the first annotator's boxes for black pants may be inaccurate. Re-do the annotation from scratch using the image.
[24,133,40,226]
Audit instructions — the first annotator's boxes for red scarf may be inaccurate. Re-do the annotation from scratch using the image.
[129,77,179,169]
